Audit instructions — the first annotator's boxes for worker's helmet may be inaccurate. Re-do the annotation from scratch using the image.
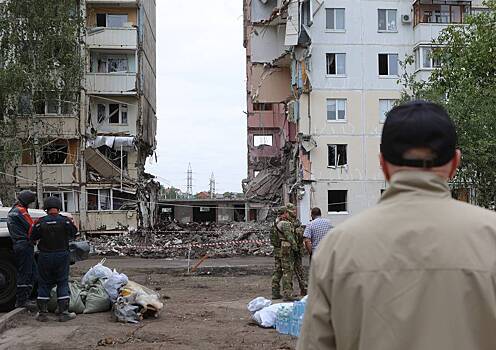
[43,196,62,211]
[17,190,36,207]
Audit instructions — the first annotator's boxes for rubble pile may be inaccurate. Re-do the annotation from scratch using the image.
[89,221,274,258]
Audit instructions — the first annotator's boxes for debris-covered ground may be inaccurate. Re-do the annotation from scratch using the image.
[89,221,274,259]
[0,257,298,350]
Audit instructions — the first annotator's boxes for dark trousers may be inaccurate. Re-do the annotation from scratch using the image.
[37,251,70,301]
[13,241,36,305]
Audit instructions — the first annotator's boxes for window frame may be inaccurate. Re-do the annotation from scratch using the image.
[327,190,348,213]
[415,46,442,70]
[379,99,397,123]
[326,98,347,122]
[253,134,273,147]
[325,8,346,31]
[326,53,346,76]
[96,13,129,28]
[96,103,129,125]
[327,144,348,168]
[378,9,398,32]
[378,53,399,77]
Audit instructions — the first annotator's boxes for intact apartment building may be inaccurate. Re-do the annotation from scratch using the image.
[244,0,486,225]
[14,0,157,233]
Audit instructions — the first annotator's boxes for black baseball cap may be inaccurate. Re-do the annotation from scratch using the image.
[380,100,457,168]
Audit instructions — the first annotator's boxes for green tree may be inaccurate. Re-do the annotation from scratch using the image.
[0,0,84,205]
[399,1,496,208]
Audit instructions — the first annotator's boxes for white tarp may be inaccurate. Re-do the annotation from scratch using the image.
[87,136,135,151]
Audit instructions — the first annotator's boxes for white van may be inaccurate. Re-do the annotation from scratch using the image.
[0,207,88,311]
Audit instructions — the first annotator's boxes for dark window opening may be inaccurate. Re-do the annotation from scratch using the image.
[87,189,98,210]
[301,0,311,25]
[112,190,135,210]
[42,143,68,164]
[326,53,336,74]
[96,13,107,27]
[328,190,347,212]
[378,54,389,75]
[253,103,273,111]
[97,104,106,123]
[109,104,119,123]
[18,93,31,115]
[328,144,347,167]
[98,145,128,169]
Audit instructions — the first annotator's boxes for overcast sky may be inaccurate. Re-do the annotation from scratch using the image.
[146,1,247,194]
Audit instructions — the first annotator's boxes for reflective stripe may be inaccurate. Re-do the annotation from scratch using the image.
[37,297,50,300]
[16,284,32,288]
[57,296,70,300]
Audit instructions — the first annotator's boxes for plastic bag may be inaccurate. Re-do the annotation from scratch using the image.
[252,302,293,328]
[46,281,86,314]
[247,297,272,314]
[83,281,111,314]
[113,297,141,324]
[120,281,163,318]
[81,259,113,285]
[104,270,129,302]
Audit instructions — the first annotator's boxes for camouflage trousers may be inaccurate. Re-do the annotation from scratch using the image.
[271,254,294,298]
[294,253,307,295]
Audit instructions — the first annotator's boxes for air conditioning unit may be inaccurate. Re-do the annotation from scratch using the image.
[402,14,412,23]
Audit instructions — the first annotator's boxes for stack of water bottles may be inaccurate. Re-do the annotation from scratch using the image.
[275,296,307,337]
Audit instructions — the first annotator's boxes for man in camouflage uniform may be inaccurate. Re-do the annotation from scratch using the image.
[271,203,300,301]
[293,220,308,296]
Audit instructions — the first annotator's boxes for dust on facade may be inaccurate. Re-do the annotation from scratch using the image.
[242,0,484,225]
[3,0,157,233]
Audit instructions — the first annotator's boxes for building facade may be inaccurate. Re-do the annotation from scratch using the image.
[243,0,485,225]
[12,0,157,233]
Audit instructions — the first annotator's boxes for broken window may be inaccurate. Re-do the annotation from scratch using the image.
[253,135,273,147]
[97,104,106,123]
[326,8,345,30]
[100,189,111,210]
[378,9,397,31]
[108,56,128,73]
[42,143,68,164]
[87,189,98,210]
[109,104,119,123]
[326,53,346,75]
[378,53,398,76]
[328,190,347,213]
[301,0,313,26]
[253,103,273,111]
[328,144,347,167]
[121,104,128,124]
[326,99,346,121]
[98,145,128,169]
[112,189,135,210]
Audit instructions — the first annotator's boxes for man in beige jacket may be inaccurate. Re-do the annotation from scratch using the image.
[297,100,496,350]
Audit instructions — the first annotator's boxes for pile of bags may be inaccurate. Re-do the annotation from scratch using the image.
[47,259,164,323]
[247,296,308,337]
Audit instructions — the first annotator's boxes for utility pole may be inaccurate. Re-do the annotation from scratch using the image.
[186,163,193,198]
[209,172,216,199]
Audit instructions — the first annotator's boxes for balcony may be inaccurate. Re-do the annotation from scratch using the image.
[86,27,137,50]
[85,73,136,95]
[15,164,78,187]
[17,116,79,138]
[413,22,450,44]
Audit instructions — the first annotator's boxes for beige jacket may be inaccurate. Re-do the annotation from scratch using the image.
[298,171,496,350]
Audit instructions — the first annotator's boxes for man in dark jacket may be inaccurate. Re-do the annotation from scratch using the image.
[7,190,37,309]
[30,196,77,322]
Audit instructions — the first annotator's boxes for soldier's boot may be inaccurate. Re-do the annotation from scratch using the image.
[58,299,76,322]
[35,300,49,322]
[272,288,282,300]
[282,292,299,302]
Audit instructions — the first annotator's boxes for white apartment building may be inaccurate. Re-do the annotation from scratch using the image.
[291,0,486,225]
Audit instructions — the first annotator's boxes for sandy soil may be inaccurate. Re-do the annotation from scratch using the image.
[0,259,298,350]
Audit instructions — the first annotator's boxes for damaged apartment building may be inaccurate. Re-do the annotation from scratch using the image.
[243,0,485,225]
[14,0,157,233]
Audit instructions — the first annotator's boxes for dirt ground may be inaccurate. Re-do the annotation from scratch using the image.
[0,258,299,350]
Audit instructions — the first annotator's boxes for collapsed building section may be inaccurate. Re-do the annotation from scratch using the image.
[243,0,313,215]
[12,0,158,234]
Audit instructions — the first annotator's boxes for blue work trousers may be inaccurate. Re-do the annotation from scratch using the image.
[13,241,36,305]
[37,251,70,301]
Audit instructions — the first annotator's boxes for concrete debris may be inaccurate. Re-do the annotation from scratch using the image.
[88,221,274,259]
